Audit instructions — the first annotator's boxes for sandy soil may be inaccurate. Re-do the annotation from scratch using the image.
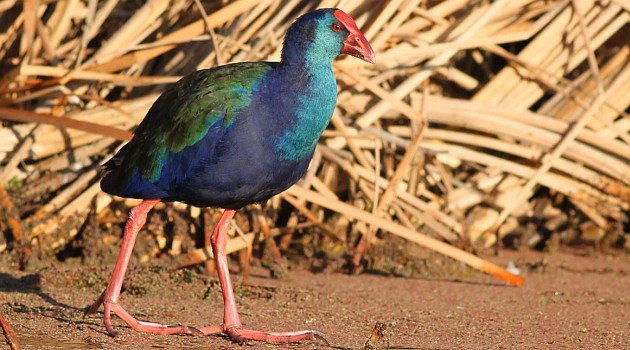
[1,250,628,350]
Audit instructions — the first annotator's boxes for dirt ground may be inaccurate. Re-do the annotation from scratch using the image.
[1,249,628,350]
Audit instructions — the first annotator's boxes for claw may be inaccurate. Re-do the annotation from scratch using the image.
[311,331,330,346]
[225,326,247,345]
[187,326,204,336]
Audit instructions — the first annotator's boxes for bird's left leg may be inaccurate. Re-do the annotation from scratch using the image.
[84,199,201,336]
[200,209,327,345]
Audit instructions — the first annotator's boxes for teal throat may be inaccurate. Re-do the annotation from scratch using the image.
[273,63,338,161]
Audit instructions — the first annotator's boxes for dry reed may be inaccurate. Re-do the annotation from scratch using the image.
[1,0,628,284]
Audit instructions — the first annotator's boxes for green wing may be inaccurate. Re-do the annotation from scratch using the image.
[108,62,274,184]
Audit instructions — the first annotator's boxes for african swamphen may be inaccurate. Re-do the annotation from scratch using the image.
[85,8,374,344]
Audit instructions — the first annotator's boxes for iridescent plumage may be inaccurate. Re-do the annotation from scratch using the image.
[89,8,375,344]
[102,9,353,208]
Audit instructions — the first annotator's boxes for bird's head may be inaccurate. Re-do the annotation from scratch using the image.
[282,8,375,65]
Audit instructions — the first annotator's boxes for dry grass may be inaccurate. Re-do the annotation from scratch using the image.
[0,0,628,283]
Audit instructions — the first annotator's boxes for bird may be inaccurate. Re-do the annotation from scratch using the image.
[84,8,374,345]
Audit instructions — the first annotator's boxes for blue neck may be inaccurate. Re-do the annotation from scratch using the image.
[272,46,338,161]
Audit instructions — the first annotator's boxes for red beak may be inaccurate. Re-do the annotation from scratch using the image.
[334,9,375,64]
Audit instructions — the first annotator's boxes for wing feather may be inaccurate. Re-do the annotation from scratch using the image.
[101,62,274,198]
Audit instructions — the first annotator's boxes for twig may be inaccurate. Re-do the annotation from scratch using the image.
[287,185,524,286]
[90,0,265,73]
[176,223,314,268]
[353,104,428,265]
[280,193,342,242]
[0,316,20,350]
[0,182,30,268]
[0,126,36,183]
[193,0,224,66]
[492,65,627,230]
[0,107,132,141]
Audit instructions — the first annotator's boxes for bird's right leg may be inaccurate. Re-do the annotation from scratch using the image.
[200,209,326,345]
[84,199,200,336]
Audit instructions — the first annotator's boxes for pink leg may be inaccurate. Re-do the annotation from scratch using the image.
[199,209,327,345]
[84,199,201,336]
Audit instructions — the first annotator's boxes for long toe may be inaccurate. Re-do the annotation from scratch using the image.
[103,301,118,337]
[109,302,202,336]
[199,324,223,335]
[225,327,328,344]
[85,295,201,337]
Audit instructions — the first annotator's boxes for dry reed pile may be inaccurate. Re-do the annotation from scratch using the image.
[0,0,627,283]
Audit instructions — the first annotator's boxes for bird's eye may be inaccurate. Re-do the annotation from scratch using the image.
[332,23,341,32]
